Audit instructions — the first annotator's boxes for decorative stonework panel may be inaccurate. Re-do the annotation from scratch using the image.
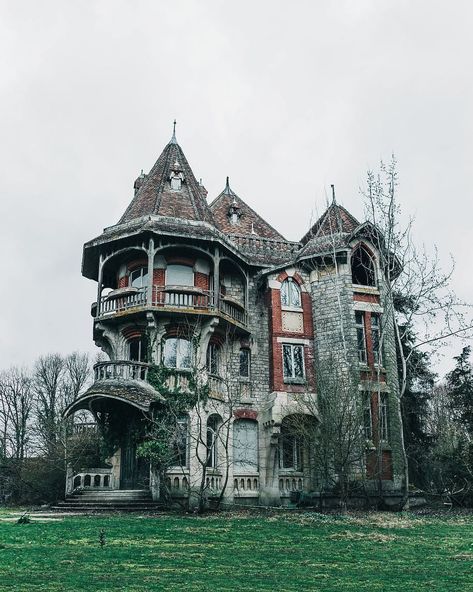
[282,311,304,333]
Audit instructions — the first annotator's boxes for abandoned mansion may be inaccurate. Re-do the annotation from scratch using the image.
[64,127,404,508]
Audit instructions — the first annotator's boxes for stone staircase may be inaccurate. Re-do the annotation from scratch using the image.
[52,489,163,513]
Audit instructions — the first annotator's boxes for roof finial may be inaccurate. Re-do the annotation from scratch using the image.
[170,119,177,144]
[226,176,230,190]
[331,184,336,204]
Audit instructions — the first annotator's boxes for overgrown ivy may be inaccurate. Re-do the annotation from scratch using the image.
[136,364,209,470]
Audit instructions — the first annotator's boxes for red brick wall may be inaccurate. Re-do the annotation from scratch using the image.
[153,269,165,287]
[366,450,393,480]
[268,277,315,393]
[194,272,209,291]
[353,293,380,304]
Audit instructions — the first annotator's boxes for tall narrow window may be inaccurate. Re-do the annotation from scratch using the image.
[130,267,148,288]
[128,336,148,363]
[280,278,302,308]
[363,393,373,441]
[355,311,367,364]
[280,424,302,470]
[206,415,220,469]
[380,394,389,441]
[351,245,376,286]
[371,314,381,364]
[206,343,220,376]
[239,348,250,378]
[172,417,189,467]
[163,338,191,369]
[282,344,305,381]
[233,419,258,472]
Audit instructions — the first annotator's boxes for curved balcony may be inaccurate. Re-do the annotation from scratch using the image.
[94,285,248,328]
[94,360,150,382]
[93,361,192,394]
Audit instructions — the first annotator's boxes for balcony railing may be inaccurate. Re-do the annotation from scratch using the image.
[94,360,150,382]
[98,287,147,316]
[208,375,226,400]
[152,286,214,310]
[95,285,247,327]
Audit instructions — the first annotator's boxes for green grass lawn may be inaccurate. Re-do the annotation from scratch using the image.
[0,510,472,591]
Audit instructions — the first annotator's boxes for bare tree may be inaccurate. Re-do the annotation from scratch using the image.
[0,367,34,461]
[360,156,473,505]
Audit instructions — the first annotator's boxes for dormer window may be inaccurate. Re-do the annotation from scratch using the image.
[170,163,184,191]
[228,199,241,225]
[171,176,181,191]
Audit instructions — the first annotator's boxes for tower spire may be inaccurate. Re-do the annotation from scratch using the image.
[331,184,336,204]
[170,119,177,144]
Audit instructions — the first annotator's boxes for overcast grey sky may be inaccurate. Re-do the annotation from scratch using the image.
[1,0,471,377]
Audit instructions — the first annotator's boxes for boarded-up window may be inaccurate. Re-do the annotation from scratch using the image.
[233,419,258,472]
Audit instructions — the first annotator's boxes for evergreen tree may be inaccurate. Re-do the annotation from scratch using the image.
[447,346,473,435]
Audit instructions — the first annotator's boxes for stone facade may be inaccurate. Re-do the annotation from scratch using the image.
[65,131,405,507]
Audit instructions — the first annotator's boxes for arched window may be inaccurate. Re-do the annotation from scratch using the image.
[280,278,302,308]
[163,337,191,369]
[206,343,220,376]
[233,419,258,472]
[206,415,221,469]
[128,335,148,363]
[351,245,376,286]
[129,266,148,288]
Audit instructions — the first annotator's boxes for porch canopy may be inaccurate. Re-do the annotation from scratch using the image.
[63,379,165,418]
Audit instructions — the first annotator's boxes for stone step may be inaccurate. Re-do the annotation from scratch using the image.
[67,493,151,500]
[51,504,163,513]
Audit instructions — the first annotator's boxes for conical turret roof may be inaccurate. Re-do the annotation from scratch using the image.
[118,131,214,225]
[300,202,359,245]
[210,178,286,240]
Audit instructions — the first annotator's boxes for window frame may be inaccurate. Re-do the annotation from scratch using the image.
[171,416,189,468]
[128,336,148,363]
[239,348,251,379]
[233,419,259,473]
[282,343,305,382]
[206,343,220,377]
[206,416,221,470]
[280,278,302,309]
[129,266,148,289]
[165,264,194,287]
[351,245,377,287]
[355,311,368,364]
[379,394,389,442]
[280,432,303,471]
[363,393,373,441]
[371,313,382,365]
[163,337,192,370]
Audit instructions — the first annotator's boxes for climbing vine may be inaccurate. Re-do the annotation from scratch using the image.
[136,364,209,470]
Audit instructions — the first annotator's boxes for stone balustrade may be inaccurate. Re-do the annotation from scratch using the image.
[279,474,304,495]
[66,467,114,495]
[94,360,149,382]
[233,474,259,496]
